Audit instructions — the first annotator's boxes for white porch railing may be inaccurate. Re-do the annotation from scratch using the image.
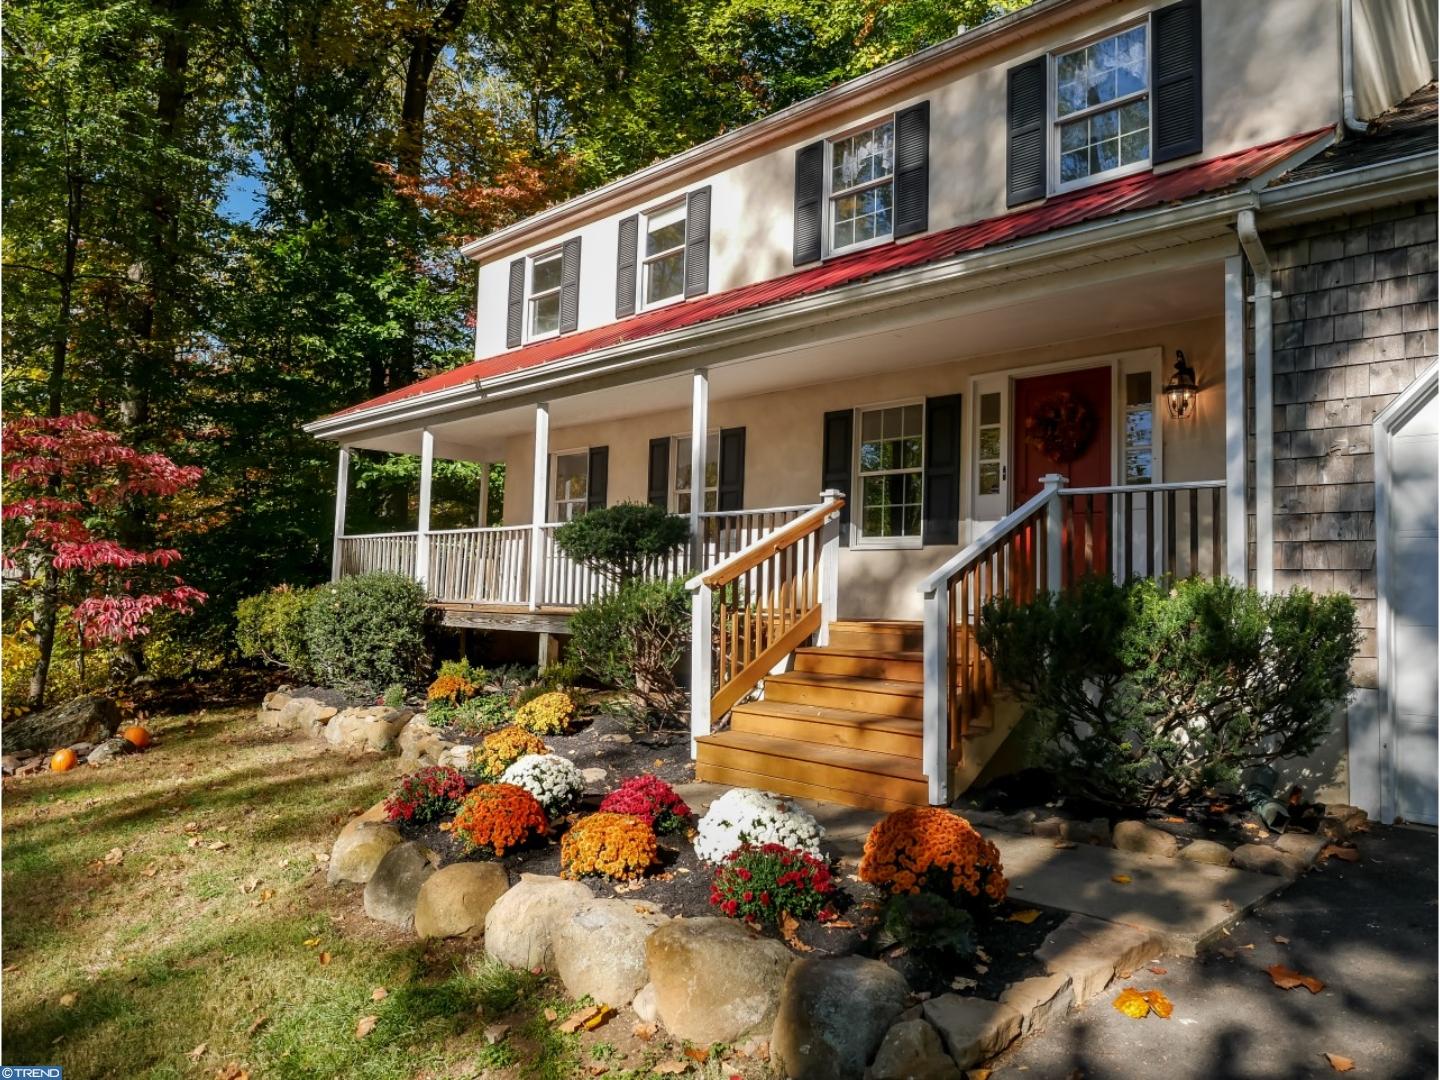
[428,525,532,605]
[336,532,418,579]
[917,475,1227,805]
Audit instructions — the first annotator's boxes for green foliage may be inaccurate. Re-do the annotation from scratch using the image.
[235,587,321,679]
[880,892,977,960]
[452,695,515,736]
[382,684,407,708]
[304,572,429,694]
[979,576,1362,808]
[567,579,690,715]
[552,502,690,583]
[437,658,487,686]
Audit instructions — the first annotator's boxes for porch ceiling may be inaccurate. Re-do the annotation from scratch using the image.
[349,255,1223,461]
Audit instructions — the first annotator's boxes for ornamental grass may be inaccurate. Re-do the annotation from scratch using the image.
[598,774,692,833]
[560,812,658,881]
[473,725,549,780]
[513,690,576,736]
[448,783,548,857]
[858,807,1008,909]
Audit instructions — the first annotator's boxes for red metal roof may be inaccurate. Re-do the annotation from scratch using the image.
[332,129,1327,420]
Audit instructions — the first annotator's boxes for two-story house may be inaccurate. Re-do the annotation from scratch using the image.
[306,0,1438,824]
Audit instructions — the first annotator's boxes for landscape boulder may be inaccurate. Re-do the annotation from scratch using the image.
[1034,914,1161,1004]
[398,717,455,767]
[553,900,669,1006]
[866,1019,962,1080]
[3,695,120,753]
[324,706,413,752]
[328,819,404,885]
[1274,832,1327,865]
[771,955,909,1080]
[1178,839,1234,866]
[921,995,1024,1070]
[437,744,474,771]
[86,737,134,766]
[1112,820,1180,858]
[645,917,793,1045]
[413,862,510,939]
[483,874,594,971]
[1231,842,1307,878]
[998,972,1074,1035]
[363,841,438,929]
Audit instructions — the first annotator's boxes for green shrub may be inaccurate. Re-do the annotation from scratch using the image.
[452,694,514,735]
[383,684,407,708]
[234,585,319,678]
[978,576,1361,808]
[880,893,977,960]
[567,578,689,715]
[303,572,428,694]
[553,502,689,583]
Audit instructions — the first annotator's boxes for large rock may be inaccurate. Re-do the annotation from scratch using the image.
[483,874,594,970]
[866,1019,961,1080]
[260,689,346,737]
[772,955,909,1080]
[553,900,669,1006]
[3,695,120,753]
[398,717,456,767]
[998,973,1073,1034]
[363,841,437,929]
[921,995,1024,1070]
[328,819,404,886]
[1034,915,1162,1005]
[1112,820,1179,858]
[1274,832,1326,865]
[645,917,793,1045]
[1179,839,1235,866]
[1231,842,1307,878]
[86,737,133,766]
[413,862,510,939]
[324,706,413,752]
[438,744,474,771]
[632,982,659,1024]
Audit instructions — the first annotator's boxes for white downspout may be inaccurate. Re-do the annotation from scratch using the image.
[1236,209,1274,593]
[1341,0,1369,135]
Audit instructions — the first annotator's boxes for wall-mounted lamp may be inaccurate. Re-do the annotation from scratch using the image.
[1164,350,1199,420]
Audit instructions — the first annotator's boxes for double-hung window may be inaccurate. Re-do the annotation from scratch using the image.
[642,201,687,308]
[551,450,589,522]
[528,249,565,338]
[828,119,895,253]
[673,432,719,514]
[1053,24,1149,189]
[856,403,923,543]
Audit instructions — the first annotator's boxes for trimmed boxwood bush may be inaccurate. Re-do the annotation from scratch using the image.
[234,585,320,678]
[566,578,689,713]
[304,572,428,694]
[553,502,689,583]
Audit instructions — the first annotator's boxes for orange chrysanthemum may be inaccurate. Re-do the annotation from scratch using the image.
[858,808,1007,907]
[560,812,658,881]
[427,672,477,704]
[450,783,548,856]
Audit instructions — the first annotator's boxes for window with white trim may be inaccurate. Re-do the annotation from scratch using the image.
[642,200,687,308]
[1053,24,1149,189]
[857,403,923,542]
[828,119,895,252]
[550,450,589,521]
[1123,370,1155,484]
[673,432,719,514]
[529,249,564,338]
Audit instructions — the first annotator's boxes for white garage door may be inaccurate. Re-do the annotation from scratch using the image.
[1387,387,1438,826]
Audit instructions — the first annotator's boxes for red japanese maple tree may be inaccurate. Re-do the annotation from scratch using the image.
[2,413,207,706]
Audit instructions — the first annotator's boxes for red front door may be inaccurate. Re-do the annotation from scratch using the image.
[1013,366,1112,580]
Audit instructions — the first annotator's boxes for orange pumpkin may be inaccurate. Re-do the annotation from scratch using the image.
[50,748,78,772]
[121,725,152,749]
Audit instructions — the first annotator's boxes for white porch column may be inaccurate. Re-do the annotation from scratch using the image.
[690,368,709,569]
[416,429,435,587]
[529,403,550,611]
[330,446,351,582]
[477,462,491,526]
[1224,252,1249,583]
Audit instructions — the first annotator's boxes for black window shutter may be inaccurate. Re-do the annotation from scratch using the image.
[1151,0,1203,163]
[793,141,825,266]
[616,215,639,318]
[684,187,711,298]
[559,236,582,333]
[821,409,853,546]
[922,394,962,546]
[506,258,525,348]
[647,437,670,508]
[717,427,745,511]
[586,446,608,512]
[893,101,930,239]
[1006,57,1048,207]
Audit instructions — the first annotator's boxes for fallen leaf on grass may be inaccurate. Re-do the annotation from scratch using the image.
[103,847,125,865]
[215,1065,249,1080]
[632,1021,657,1041]
[142,864,160,878]
[683,1046,710,1063]
[1324,1053,1356,1072]
[780,911,813,953]
[559,1005,614,1033]
[1267,964,1325,993]
[1321,845,1360,863]
[302,938,321,948]
[543,1007,559,1022]
[258,888,275,903]
[208,840,229,851]
[246,1015,268,1037]
[483,1022,509,1044]
[1007,908,1042,924]
[188,1043,208,1061]
[1111,874,1132,885]
[651,1060,691,1074]
[371,987,388,1002]
[59,993,77,1007]
[319,952,331,966]
[184,821,200,832]
[355,1015,378,1039]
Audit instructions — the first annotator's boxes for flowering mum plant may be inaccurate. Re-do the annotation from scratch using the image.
[560,812,658,880]
[383,765,469,824]
[513,691,575,735]
[709,843,836,929]
[599,775,692,834]
[448,783,548,856]
[693,787,824,864]
[858,808,1007,911]
[500,753,584,814]
[472,725,549,781]
[427,672,476,705]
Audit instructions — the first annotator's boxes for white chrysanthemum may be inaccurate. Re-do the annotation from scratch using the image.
[693,787,825,863]
[500,753,583,813]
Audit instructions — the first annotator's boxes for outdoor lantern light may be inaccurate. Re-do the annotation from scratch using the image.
[1163,350,1199,420]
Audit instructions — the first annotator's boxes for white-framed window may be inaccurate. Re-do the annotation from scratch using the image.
[856,402,924,544]
[550,449,589,522]
[828,118,896,254]
[673,432,719,514]
[1052,23,1149,191]
[642,200,687,309]
[1123,369,1155,485]
[528,248,565,339]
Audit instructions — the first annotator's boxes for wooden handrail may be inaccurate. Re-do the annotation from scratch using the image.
[689,497,845,590]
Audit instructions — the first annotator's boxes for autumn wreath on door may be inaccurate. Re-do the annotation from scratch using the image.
[1023,391,1097,464]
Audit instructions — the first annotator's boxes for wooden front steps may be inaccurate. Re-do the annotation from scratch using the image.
[695,619,995,813]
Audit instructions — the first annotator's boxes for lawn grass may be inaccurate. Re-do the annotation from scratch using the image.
[1,706,770,1079]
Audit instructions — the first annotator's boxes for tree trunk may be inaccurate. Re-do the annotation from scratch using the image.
[28,565,60,710]
[47,176,82,419]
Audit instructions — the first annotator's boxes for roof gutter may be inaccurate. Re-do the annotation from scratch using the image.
[1340,0,1371,136]
[1236,208,1275,593]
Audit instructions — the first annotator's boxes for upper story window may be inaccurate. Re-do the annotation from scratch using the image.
[829,119,895,253]
[529,249,565,338]
[551,449,589,521]
[643,201,687,308]
[1053,24,1149,189]
[856,402,923,544]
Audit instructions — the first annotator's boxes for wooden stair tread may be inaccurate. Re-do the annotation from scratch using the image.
[697,729,925,781]
[795,646,923,662]
[767,670,924,697]
[828,619,922,630]
[695,763,925,813]
[731,699,921,734]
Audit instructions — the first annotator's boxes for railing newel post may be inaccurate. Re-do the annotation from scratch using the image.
[921,585,949,805]
[690,582,713,758]
[1042,473,1066,593]
[817,489,843,646]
